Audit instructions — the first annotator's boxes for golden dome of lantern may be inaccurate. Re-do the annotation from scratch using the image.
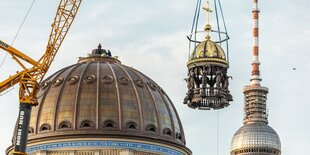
[184,0,232,110]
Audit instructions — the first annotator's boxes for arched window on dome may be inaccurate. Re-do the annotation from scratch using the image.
[28,127,34,134]
[126,122,138,130]
[145,125,157,133]
[103,120,117,128]
[59,121,72,129]
[80,120,94,128]
[176,133,183,141]
[163,128,172,137]
[40,124,51,132]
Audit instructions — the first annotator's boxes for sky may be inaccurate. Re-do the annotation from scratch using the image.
[0,0,310,155]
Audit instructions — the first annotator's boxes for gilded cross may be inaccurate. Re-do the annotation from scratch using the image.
[203,0,212,35]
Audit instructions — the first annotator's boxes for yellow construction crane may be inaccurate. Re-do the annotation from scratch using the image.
[0,0,82,155]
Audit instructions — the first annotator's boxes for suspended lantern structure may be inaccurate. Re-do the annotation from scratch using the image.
[183,0,233,110]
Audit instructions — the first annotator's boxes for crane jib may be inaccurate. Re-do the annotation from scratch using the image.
[0,0,83,154]
[0,40,9,48]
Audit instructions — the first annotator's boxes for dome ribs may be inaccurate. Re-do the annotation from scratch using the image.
[54,63,84,132]
[36,65,69,133]
[164,94,185,143]
[137,69,185,143]
[138,70,174,135]
[106,62,122,130]
[128,67,162,135]
[74,62,92,130]
[126,66,159,133]
[110,63,140,130]
[96,61,100,130]
[98,62,119,130]
[138,68,186,143]
[158,89,175,138]
[130,68,173,137]
[115,63,144,132]
[53,63,81,131]
[78,63,98,128]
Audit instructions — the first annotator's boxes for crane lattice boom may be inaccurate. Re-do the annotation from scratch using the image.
[0,1,82,155]
[0,0,82,106]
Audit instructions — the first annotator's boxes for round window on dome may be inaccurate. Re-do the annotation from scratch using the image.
[67,76,79,84]
[135,79,144,87]
[147,82,157,91]
[84,75,96,83]
[119,77,129,85]
[101,75,114,84]
[42,81,51,89]
[53,78,64,87]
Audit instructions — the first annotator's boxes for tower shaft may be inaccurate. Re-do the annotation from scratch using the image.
[243,85,268,124]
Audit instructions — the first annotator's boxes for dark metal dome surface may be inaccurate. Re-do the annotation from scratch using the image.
[26,54,186,147]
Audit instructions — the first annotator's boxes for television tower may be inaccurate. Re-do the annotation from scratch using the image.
[230,0,281,154]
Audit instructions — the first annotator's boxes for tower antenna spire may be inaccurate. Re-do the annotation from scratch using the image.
[251,0,261,86]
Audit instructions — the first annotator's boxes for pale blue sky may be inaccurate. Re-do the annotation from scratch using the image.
[0,0,310,155]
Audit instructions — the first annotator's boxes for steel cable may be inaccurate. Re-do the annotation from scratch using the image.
[0,0,36,70]
[188,0,202,60]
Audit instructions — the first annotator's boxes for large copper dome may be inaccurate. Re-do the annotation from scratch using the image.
[11,47,191,154]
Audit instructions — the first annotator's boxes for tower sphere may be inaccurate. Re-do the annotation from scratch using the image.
[7,47,191,155]
[230,123,281,155]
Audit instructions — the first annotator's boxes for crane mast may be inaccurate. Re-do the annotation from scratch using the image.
[0,0,82,155]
